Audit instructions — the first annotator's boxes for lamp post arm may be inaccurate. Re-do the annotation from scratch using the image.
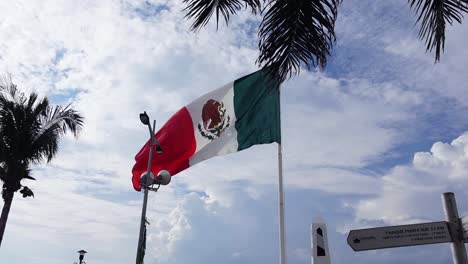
[147,120,156,147]
[145,120,156,182]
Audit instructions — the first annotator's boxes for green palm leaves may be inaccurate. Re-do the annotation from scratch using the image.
[183,0,262,30]
[183,0,468,83]
[258,0,340,83]
[0,77,83,246]
[409,0,468,62]
[0,79,83,174]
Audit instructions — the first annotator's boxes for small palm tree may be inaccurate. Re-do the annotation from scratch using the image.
[183,0,468,83]
[0,77,83,246]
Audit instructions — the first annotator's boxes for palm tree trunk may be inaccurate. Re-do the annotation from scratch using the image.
[0,191,14,247]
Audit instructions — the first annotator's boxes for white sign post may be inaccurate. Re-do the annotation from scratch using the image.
[442,192,468,264]
[347,192,468,264]
[460,215,468,241]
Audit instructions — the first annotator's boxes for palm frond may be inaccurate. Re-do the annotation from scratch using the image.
[0,76,25,105]
[184,0,262,30]
[0,100,21,160]
[38,104,83,138]
[258,0,341,84]
[32,97,49,118]
[32,104,83,162]
[31,122,59,163]
[409,0,468,62]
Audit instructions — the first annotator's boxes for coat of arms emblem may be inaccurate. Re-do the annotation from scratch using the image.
[198,99,230,141]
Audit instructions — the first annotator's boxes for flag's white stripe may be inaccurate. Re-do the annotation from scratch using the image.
[187,82,238,166]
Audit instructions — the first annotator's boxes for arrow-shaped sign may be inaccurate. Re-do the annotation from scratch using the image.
[347,221,452,251]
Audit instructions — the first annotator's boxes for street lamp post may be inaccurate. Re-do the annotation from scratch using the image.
[73,250,87,264]
[135,112,170,264]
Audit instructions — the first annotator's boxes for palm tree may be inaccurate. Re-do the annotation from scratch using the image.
[183,0,468,83]
[0,77,83,246]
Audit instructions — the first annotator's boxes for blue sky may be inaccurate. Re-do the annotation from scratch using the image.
[1,0,468,263]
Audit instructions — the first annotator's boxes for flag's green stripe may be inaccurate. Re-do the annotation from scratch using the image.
[233,70,281,151]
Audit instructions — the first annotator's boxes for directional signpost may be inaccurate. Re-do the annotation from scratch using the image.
[347,192,468,264]
[347,221,452,251]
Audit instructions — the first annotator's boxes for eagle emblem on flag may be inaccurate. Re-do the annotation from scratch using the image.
[198,99,230,141]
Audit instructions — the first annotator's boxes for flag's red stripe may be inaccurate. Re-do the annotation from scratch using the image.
[132,107,196,191]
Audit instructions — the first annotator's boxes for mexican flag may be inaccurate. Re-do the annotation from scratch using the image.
[132,70,281,191]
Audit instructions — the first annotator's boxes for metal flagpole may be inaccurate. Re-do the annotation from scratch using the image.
[278,143,286,264]
[277,86,286,264]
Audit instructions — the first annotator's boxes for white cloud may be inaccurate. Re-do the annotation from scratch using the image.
[281,72,419,169]
[147,187,279,264]
[353,132,468,227]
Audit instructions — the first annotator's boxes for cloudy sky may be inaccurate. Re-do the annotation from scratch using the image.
[1,0,468,263]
